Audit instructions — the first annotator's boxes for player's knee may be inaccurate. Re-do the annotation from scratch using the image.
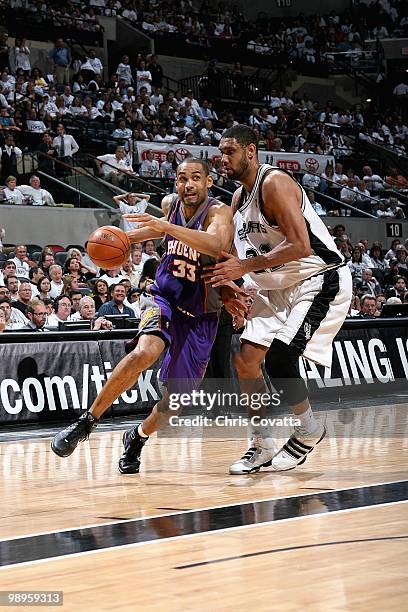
[127,344,155,371]
[234,349,263,378]
[265,340,308,405]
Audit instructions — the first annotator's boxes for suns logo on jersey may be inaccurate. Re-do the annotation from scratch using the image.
[139,306,158,330]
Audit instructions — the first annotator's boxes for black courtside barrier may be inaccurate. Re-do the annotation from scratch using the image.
[0,320,407,425]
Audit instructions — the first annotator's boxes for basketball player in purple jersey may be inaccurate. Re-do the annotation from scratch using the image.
[51,158,243,473]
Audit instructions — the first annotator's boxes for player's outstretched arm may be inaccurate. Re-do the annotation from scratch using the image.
[125,202,233,259]
[207,173,312,283]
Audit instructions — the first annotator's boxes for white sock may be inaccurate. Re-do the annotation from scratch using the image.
[138,424,148,438]
[297,407,319,434]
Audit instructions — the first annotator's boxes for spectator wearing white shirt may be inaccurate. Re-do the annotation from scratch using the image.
[81,49,103,76]
[136,60,152,94]
[97,146,133,186]
[19,175,56,206]
[116,55,133,85]
[112,192,150,232]
[46,294,73,327]
[139,150,160,177]
[53,124,79,166]
[200,119,221,143]
[362,165,384,194]
[150,86,164,108]
[26,109,47,133]
[3,175,24,204]
[302,172,321,190]
[48,265,64,299]
[0,297,29,330]
[14,38,31,74]
[98,268,127,287]
[11,244,30,277]
[62,85,74,107]
[340,177,359,206]
[112,119,132,141]
[354,179,372,206]
[307,190,326,216]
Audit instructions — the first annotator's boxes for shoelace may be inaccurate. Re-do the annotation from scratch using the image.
[64,416,94,441]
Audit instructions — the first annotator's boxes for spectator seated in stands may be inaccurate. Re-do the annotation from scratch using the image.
[355,268,381,297]
[5,275,19,301]
[26,109,47,134]
[353,294,377,318]
[46,295,72,327]
[340,177,358,208]
[302,172,321,191]
[0,260,17,286]
[63,257,88,287]
[98,266,127,287]
[97,283,134,317]
[386,197,405,219]
[19,175,56,206]
[23,298,49,331]
[71,295,113,329]
[12,280,33,315]
[307,190,326,216]
[385,167,408,192]
[0,294,29,330]
[48,264,64,298]
[112,119,133,141]
[348,246,366,284]
[11,244,30,277]
[96,146,134,186]
[2,176,25,205]
[386,276,407,300]
[368,243,388,272]
[363,166,384,195]
[139,149,160,177]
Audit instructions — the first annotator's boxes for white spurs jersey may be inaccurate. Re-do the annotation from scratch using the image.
[234,164,344,290]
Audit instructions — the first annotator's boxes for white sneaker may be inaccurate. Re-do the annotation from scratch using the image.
[229,435,275,475]
[271,425,326,471]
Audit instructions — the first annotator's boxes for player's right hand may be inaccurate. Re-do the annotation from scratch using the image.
[220,285,249,319]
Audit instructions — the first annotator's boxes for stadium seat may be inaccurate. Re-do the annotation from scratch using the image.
[31,251,41,263]
[65,244,85,252]
[26,244,43,255]
[55,251,69,266]
[46,245,65,253]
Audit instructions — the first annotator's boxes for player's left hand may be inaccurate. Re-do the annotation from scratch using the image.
[123,212,169,233]
[204,251,246,286]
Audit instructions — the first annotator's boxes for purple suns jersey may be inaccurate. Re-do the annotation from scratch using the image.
[150,195,222,316]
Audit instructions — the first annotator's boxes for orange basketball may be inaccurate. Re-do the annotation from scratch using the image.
[87,225,130,270]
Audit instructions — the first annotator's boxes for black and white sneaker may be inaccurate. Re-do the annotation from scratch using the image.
[118,428,148,474]
[271,425,326,471]
[229,444,274,474]
[51,412,99,458]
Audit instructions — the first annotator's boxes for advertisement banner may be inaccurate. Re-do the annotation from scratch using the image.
[0,340,161,425]
[0,327,407,425]
[136,142,334,175]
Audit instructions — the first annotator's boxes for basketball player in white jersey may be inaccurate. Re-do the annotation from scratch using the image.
[207,125,352,474]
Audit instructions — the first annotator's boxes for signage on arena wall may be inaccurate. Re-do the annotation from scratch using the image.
[0,325,407,424]
[136,142,334,175]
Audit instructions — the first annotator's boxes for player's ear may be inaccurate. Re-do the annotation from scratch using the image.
[247,143,256,160]
[207,174,213,188]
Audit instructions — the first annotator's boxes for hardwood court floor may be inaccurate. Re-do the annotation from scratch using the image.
[0,404,407,611]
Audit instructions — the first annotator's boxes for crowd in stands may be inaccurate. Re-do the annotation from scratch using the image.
[0,221,407,335]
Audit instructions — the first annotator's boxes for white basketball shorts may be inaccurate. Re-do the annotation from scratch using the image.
[241,265,352,368]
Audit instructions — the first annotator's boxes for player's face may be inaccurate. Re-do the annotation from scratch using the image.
[176,163,212,208]
[219,138,255,180]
